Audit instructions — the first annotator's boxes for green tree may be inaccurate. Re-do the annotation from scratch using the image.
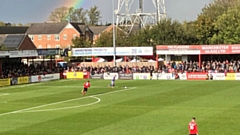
[87,6,101,25]
[211,3,240,44]
[71,37,91,48]
[48,6,69,23]
[70,8,88,23]
[195,0,238,44]
[0,21,5,26]
[95,26,129,47]
[0,45,7,51]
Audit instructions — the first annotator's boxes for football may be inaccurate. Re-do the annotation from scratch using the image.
[124,86,127,89]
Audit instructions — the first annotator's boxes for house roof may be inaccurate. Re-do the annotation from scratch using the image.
[88,26,110,35]
[1,34,25,50]
[0,26,29,34]
[70,23,85,34]
[26,23,68,34]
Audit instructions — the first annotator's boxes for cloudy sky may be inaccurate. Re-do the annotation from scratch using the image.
[0,0,213,24]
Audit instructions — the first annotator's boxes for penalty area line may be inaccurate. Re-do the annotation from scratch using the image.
[0,87,137,116]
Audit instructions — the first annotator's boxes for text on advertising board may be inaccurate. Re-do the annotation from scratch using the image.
[72,47,153,56]
[18,77,29,84]
[0,79,11,86]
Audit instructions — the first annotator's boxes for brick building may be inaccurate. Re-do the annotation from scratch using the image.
[26,22,93,49]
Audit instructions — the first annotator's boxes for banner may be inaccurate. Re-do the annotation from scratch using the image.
[187,73,207,80]
[72,47,153,56]
[103,73,119,80]
[225,73,235,80]
[18,77,29,84]
[31,74,60,82]
[212,73,225,80]
[178,73,187,80]
[156,45,240,55]
[67,72,84,79]
[133,73,175,80]
[0,51,9,57]
[90,73,104,79]
[0,79,11,86]
[235,73,240,80]
[37,49,59,56]
[118,73,133,80]
[9,50,38,58]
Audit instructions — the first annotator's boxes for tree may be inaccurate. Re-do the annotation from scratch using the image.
[211,3,240,44]
[71,37,91,48]
[48,6,69,23]
[0,45,7,51]
[95,26,130,47]
[0,21,5,26]
[195,0,239,44]
[70,8,88,23]
[87,6,101,25]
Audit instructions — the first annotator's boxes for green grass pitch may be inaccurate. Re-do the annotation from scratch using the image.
[0,79,239,135]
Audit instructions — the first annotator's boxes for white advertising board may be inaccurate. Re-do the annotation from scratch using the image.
[133,73,172,80]
[212,73,225,80]
[103,73,119,80]
[72,47,153,56]
[235,73,240,80]
[31,73,60,83]
[133,73,187,80]
[9,50,38,58]
[178,73,187,80]
[156,50,200,55]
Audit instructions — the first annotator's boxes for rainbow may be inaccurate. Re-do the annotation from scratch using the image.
[64,0,89,9]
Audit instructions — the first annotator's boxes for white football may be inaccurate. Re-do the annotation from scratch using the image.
[125,86,127,89]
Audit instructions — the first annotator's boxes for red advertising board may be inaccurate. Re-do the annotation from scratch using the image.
[156,45,240,54]
[187,73,207,80]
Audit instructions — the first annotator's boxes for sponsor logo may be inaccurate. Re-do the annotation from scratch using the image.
[119,74,133,80]
[90,74,103,79]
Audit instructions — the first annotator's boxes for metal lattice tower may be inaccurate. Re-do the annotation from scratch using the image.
[115,0,166,34]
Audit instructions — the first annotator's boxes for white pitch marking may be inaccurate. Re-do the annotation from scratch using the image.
[0,87,137,116]
[0,93,9,96]
[23,96,101,113]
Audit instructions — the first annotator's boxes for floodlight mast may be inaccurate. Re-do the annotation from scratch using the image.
[115,0,166,34]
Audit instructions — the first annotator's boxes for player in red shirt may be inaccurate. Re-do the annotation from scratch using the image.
[188,117,198,135]
[82,80,90,96]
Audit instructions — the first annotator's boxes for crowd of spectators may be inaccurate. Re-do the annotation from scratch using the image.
[2,59,240,78]
[71,59,240,74]
[1,61,62,78]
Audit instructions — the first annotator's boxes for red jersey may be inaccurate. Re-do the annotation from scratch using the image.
[188,122,198,134]
[84,82,90,88]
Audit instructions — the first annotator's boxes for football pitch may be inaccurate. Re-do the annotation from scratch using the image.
[0,79,239,135]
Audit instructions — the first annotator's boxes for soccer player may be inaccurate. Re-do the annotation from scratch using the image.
[188,117,198,135]
[108,75,116,88]
[82,80,90,96]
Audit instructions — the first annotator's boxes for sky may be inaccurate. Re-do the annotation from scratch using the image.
[0,0,213,25]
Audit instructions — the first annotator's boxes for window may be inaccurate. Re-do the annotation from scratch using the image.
[38,45,42,49]
[47,45,51,48]
[47,35,51,40]
[38,35,42,40]
[55,35,60,41]
[29,35,34,41]
[63,34,67,40]
[55,45,60,48]
[73,34,77,39]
